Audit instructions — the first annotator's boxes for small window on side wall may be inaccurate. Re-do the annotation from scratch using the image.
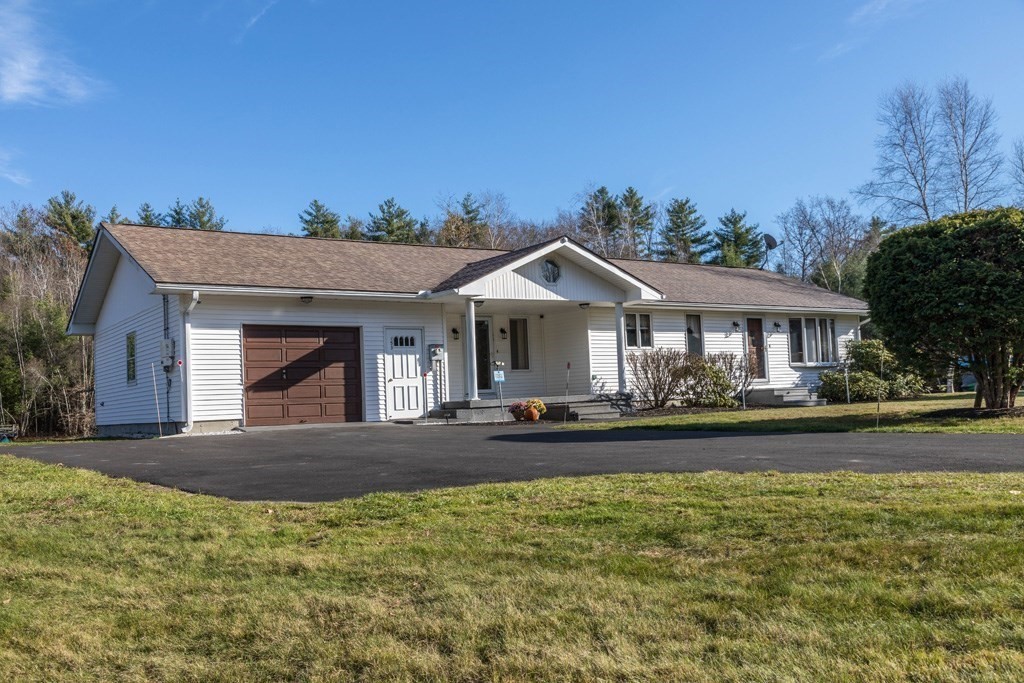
[509,318,530,370]
[126,332,137,383]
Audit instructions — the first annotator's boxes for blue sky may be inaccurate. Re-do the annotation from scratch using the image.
[2,0,1023,237]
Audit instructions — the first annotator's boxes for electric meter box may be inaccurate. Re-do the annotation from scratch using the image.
[427,344,444,362]
[160,339,176,369]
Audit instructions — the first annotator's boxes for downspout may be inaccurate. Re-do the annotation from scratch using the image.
[856,317,871,341]
[179,290,200,433]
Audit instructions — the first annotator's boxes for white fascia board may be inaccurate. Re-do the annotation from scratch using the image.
[66,229,159,333]
[643,301,869,316]
[151,283,422,301]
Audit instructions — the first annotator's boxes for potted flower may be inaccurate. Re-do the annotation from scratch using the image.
[508,401,528,421]
[523,398,546,422]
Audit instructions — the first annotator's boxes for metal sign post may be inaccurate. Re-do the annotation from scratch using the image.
[564,362,571,424]
[493,369,506,422]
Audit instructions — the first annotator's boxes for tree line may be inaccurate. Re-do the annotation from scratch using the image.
[297,190,769,268]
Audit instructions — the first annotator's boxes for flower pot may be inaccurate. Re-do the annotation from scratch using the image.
[524,407,540,422]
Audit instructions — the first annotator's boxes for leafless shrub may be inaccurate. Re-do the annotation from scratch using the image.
[626,348,687,409]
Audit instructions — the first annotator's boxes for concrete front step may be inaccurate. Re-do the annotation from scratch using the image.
[748,386,826,407]
[433,396,625,423]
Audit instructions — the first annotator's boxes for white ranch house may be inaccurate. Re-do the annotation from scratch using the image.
[68,224,869,435]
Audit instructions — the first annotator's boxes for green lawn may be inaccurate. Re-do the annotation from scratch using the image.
[566,393,1024,434]
[2,456,1024,681]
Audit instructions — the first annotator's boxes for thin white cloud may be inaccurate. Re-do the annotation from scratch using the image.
[236,0,278,43]
[0,0,103,105]
[0,148,30,186]
[820,0,926,59]
[848,0,924,25]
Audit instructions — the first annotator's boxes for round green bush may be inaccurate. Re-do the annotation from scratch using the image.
[818,370,887,403]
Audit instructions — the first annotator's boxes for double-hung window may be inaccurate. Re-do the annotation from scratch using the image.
[788,317,838,364]
[509,318,530,370]
[625,313,653,348]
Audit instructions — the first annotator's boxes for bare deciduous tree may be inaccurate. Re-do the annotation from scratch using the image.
[856,82,941,225]
[937,77,1004,212]
[1010,138,1024,207]
[775,196,869,296]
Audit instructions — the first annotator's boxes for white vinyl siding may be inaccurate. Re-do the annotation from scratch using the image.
[188,297,447,423]
[93,257,182,426]
[542,308,591,395]
[483,258,626,302]
[588,307,687,394]
[586,309,859,394]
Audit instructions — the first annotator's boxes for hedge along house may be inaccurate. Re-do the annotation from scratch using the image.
[68,224,870,435]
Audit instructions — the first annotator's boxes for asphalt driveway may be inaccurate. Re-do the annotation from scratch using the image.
[9,423,1024,502]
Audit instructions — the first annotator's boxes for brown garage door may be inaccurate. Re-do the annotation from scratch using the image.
[242,325,362,426]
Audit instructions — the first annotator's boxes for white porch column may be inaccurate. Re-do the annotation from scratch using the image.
[464,298,479,401]
[614,302,628,394]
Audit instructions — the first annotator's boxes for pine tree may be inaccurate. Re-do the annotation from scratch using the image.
[136,202,164,226]
[579,186,621,256]
[617,187,655,258]
[342,215,365,240]
[102,205,125,225]
[708,209,764,267]
[656,197,711,263]
[186,197,227,231]
[42,190,96,250]
[366,198,419,243]
[437,193,488,247]
[299,199,341,238]
[166,198,189,227]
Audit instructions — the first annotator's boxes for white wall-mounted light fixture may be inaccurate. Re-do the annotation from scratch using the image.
[300,296,313,304]
[473,300,484,308]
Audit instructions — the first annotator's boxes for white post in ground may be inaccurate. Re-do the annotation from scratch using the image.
[614,302,628,394]
[464,298,479,401]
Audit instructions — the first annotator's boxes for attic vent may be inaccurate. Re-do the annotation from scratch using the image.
[541,259,560,284]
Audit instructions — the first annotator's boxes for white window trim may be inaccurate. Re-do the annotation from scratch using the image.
[788,316,840,367]
[624,312,654,349]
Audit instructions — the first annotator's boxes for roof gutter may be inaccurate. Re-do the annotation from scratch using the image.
[644,301,869,315]
[151,284,422,300]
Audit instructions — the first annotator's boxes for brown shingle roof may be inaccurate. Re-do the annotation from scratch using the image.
[105,223,867,311]
[611,258,867,311]
[106,224,506,294]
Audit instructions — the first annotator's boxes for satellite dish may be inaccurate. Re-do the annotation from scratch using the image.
[763,234,779,251]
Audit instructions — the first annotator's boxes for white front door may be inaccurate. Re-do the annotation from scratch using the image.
[385,328,424,419]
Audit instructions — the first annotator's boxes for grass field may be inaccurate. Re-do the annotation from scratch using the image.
[2,455,1024,681]
[567,393,1024,434]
